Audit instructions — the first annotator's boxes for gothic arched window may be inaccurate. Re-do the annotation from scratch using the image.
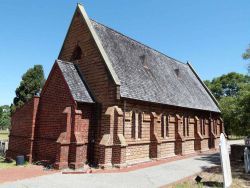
[71,45,82,61]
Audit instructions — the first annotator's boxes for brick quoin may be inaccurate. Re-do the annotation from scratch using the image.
[7,4,224,169]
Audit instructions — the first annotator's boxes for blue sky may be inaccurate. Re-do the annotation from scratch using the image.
[0,0,249,106]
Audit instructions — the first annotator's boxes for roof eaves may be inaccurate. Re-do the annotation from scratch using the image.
[74,63,96,103]
[121,96,220,113]
[56,59,95,104]
[55,60,78,106]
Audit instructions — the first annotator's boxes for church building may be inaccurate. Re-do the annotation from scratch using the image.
[7,4,223,169]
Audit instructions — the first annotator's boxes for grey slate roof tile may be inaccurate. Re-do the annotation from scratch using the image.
[57,60,94,103]
[91,20,220,112]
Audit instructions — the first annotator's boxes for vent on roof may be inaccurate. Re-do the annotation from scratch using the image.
[174,68,180,78]
[140,54,149,69]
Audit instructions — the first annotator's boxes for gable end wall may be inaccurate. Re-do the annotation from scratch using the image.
[58,9,119,164]
[33,64,76,162]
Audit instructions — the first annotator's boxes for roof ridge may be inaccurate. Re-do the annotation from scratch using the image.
[91,19,188,66]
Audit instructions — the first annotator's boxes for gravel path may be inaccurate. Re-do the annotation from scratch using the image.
[0,153,221,188]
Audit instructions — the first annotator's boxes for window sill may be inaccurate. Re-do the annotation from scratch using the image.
[161,138,176,142]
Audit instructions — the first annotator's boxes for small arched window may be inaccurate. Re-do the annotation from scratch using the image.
[161,114,169,138]
[131,112,136,138]
[71,45,82,61]
[131,111,142,139]
[183,116,189,137]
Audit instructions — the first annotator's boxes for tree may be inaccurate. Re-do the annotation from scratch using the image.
[237,84,250,135]
[0,105,11,130]
[242,44,250,74]
[204,72,249,100]
[205,72,250,136]
[0,106,3,121]
[12,65,45,112]
[242,45,250,59]
[219,96,238,135]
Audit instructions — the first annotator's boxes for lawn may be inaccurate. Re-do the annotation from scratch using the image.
[228,135,245,140]
[0,130,9,141]
[0,156,30,169]
[0,156,16,169]
[169,161,250,188]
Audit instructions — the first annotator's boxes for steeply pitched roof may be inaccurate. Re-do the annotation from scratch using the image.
[57,60,94,103]
[91,20,220,112]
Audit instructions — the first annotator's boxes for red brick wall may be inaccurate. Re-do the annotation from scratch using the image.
[116,99,222,163]
[58,10,117,105]
[33,64,76,163]
[7,96,40,161]
[126,144,150,163]
[77,103,96,163]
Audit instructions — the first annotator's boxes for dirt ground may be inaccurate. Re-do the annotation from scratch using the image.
[169,160,250,188]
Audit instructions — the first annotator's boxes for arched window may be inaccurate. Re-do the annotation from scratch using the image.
[187,117,189,136]
[131,112,136,138]
[131,111,142,139]
[161,114,169,138]
[214,119,218,135]
[200,117,205,136]
[71,45,82,61]
[183,116,189,137]
[138,113,142,139]
[161,115,165,138]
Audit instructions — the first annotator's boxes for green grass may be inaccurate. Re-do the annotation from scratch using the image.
[0,156,29,169]
[0,130,9,141]
[0,156,16,169]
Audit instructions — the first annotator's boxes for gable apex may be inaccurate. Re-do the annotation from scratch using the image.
[58,4,121,86]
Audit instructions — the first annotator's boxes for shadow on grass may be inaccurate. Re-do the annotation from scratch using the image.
[202,161,250,182]
[0,156,15,168]
[230,160,250,183]
[202,181,223,187]
[193,152,250,186]
[197,155,250,186]
[195,153,221,166]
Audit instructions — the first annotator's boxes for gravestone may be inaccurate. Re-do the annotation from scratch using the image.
[244,147,250,173]
[220,133,232,188]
